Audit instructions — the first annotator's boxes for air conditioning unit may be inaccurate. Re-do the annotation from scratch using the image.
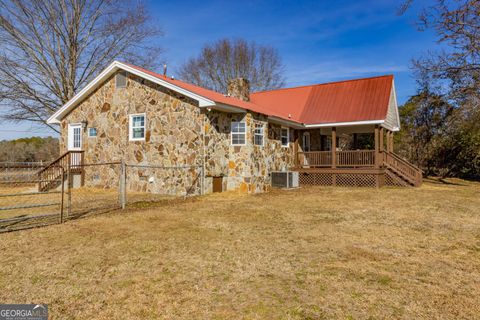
[271,171,299,189]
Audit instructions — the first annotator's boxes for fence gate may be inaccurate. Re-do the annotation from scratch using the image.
[0,164,66,233]
[0,160,202,233]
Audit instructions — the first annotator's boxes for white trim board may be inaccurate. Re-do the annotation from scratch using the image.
[304,120,385,128]
[47,61,400,133]
[47,61,216,124]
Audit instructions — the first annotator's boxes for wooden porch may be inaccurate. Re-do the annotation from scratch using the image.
[293,125,423,187]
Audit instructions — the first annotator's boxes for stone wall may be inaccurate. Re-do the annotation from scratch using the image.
[203,110,295,193]
[60,72,204,195]
[60,71,295,195]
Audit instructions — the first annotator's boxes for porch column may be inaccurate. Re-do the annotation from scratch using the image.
[331,127,337,168]
[379,127,384,153]
[385,130,389,152]
[374,125,380,168]
[294,130,299,167]
[390,131,394,153]
[387,131,392,153]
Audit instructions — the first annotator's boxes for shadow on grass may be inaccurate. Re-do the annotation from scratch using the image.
[424,177,468,186]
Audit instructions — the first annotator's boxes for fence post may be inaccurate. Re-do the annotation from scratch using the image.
[119,160,126,209]
[67,156,72,218]
[199,165,203,196]
[184,167,188,200]
[60,169,65,223]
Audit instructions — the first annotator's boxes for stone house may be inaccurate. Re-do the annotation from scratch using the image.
[45,61,420,194]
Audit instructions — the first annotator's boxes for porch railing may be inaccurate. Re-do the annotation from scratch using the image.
[38,151,84,191]
[297,150,376,168]
[383,152,423,187]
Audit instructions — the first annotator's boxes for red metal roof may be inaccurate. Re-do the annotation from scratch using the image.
[125,63,277,116]
[250,75,394,124]
[127,63,393,125]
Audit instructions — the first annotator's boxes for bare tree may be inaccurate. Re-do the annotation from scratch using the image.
[0,0,162,132]
[396,0,480,179]
[178,38,284,93]
[401,0,480,100]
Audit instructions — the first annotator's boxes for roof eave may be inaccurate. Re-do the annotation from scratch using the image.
[304,120,385,128]
[47,61,216,124]
[267,116,304,129]
[206,103,247,114]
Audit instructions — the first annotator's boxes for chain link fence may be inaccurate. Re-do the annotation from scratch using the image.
[0,161,203,233]
[67,162,122,219]
[0,164,64,232]
[125,164,203,204]
[0,161,44,186]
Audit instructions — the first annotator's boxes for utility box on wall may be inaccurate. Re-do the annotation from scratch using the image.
[271,171,299,189]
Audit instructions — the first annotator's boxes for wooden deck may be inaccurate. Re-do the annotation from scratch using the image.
[293,150,422,187]
[297,150,375,168]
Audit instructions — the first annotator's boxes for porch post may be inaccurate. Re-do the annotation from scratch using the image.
[374,125,380,169]
[385,131,389,152]
[379,127,384,153]
[353,133,358,150]
[387,131,392,153]
[294,130,299,167]
[331,127,337,168]
[390,131,394,153]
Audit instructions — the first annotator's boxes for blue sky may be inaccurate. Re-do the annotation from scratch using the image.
[1,0,437,140]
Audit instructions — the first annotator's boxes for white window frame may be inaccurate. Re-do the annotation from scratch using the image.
[88,127,97,138]
[281,127,289,148]
[68,123,83,151]
[254,123,264,146]
[129,113,146,141]
[231,121,247,146]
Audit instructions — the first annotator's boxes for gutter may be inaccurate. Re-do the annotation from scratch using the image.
[304,120,385,128]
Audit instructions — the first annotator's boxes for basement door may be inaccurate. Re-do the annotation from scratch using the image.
[68,123,83,151]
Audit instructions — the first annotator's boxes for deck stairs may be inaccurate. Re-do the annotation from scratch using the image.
[383,152,422,187]
[37,151,83,192]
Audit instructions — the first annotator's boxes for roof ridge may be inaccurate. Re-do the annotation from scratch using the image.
[124,61,258,105]
[251,74,394,95]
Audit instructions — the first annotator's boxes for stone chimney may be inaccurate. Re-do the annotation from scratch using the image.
[227,78,250,101]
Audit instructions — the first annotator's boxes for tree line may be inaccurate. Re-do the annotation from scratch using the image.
[0,137,59,162]
[396,0,480,179]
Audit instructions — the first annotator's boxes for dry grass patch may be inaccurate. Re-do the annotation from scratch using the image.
[1,178,479,319]
[0,185,174,220]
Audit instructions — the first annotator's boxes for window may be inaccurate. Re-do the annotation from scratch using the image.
[116,71,127,89]
[325,136,332,151]
[302,132,310,151]
[88,127,97,137]
[281,127,289,147]
[231,121,246,145]
[129,113,146,141]
[254,123,264,146]
[73,126,81,148]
